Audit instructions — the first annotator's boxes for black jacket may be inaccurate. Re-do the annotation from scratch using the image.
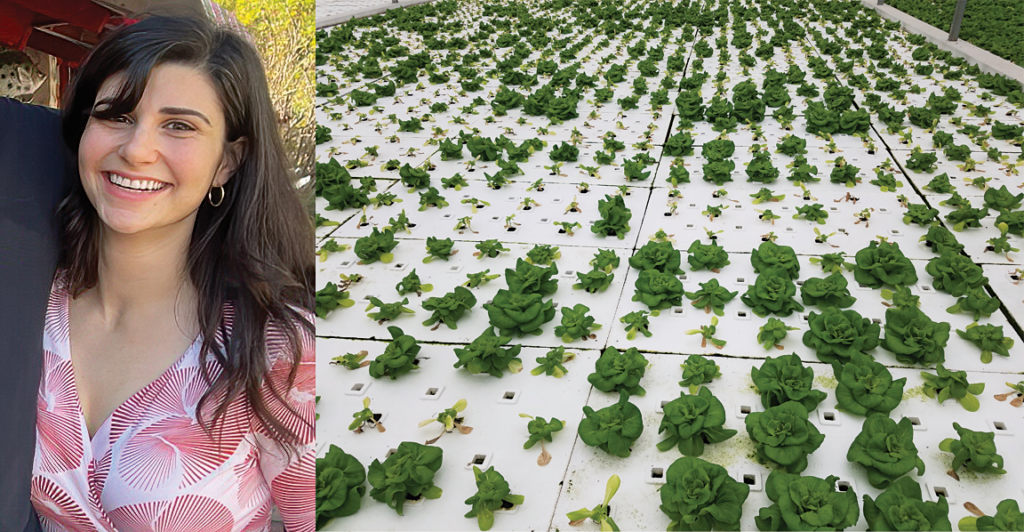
[0,98,71,532]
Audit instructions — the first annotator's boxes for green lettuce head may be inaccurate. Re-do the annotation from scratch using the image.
[741,267,805,317]
[660,456,749,531]
[853,240,918,288]
[751,354,828,412]
[834,351,906,416]
[656,387,737,456]
[750,241,800,280]
[745,401,825,473]
[862,477,950,532]
[754,470,859,531]
[803,307,881,364]
[847,415,925,489]
[317,445,366,528]
[881,306,950,366]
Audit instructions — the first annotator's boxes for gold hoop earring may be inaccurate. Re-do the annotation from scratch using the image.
[208,185,225,207]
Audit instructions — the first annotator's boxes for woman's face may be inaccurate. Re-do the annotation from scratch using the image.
[79,63,238,237]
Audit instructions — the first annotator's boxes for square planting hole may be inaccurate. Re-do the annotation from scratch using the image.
[686,223,695,229]
[889,229,901,235]
[736,277,746,284]
[658,400,670,413]
[739,472,763,491]
[498,390,521,404]
[492,216,500,220]
[386,448,398,458]
[540,217,549,223]
[421,385,444,400]
[785,226,795,232]
[448,265,463,273]
[442,213,453,219]
[837,481,852,492]
[801,314,809,322]
[989,420,1012,435]
[736,310,749,319]
[339,260,353,268]
[829,206,839,211]
[879,207,887,212]
[672,307,686,316]
[737,404,753,418]
[921,285,932,292]
[363,294,374,301]
[796,280,804,286]
[735,225,744,230]
[345,381,371,396]
[651,467,664,479]
[927,483,956,503]
[872,318,882,324]
[818,409,841,425]
[465,453,493,470]
[507,226,517,232]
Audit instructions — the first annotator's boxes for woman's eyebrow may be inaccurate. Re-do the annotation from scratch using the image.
[161,107,212,126]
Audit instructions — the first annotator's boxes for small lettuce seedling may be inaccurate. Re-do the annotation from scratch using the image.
[520,414,564,466]
[554,304,601,342]
[331,350,369,370]
[367,442,443,515]
[395,269,432,296]
[317,239,350,262]
[882,306,950,366]
[678,354,721,394]
[751,354,827,412]
[578,390,644,458]
[531,346,575,378]
[454,328,523,377]
[685,278,738,316]
[573,268,614,294]
[592,194,632,239]
[657,387,737,456]
[463,466,524,531]
[686,316,727,349]
[757,318,799,351]
[940,422,1006,478]
[957,323,1015,364]
[369,327,421,380]
[808,252,854,274]
[590,248,620,273]
[421,286,477,330]
[349,397,386,433]
[526,244,561,265]
[847,415,925,489]
[755,471,859,531]
[474,239,509,259]
[364,297,414,324]
[384,210,413,234]
[745,401,824,473]
[420,399,473,444]
[316,282,355,319]
[922,364,985,411]
[464,270,500,289]
[316,445,366,528]
[354,227,399,264]
[619,310,652,340]
[958,499,1023,532]
[750,187,785,204]
[566,474,621,531]
[793,203,829,224]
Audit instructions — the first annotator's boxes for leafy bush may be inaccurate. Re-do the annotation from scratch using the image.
[629,241,685,274]
[800,272,856,308]
[834,351,906,416]
[573,268,614,293]
[421,286,477,330]
[316,282,355,318]
[578,390,644,457]
[755,471,859,531]
[940,422,1006,475]
[483,289,556,337]
[882,306,951,366]
[922,225,964,255]
[656,387,737,456]
[685,278,738,316]
[847,415,925,489]
[757,318,799,350]
[687,240,731,271]
[505,258,559,296]
[958,499,1023,532]
[317,445,366,528]
[367,441,443,515]
[588,346,649,396]
[741,267,805,317]
[592,194,632,238]
[745,401,825,473]
[922,364,985,411]
[364,297,414,323]
[853,240,919,288]
[957,323,1015,363]
[463,466,525,531]
[984,185,1024,212]
[453,327,523,377]
[660,457,749,531]
[678,354,721,392]
[947,287,1001,321]
[354,227,399,264]
[751,354,827,412]
[553,303,601,342]
[750,241,800,280]
[369,326,422,380]
[925,251,988,297]
[632,269,685,311]
[863,476,950,531]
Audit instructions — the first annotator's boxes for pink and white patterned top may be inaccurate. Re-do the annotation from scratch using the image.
[32,276,315,532]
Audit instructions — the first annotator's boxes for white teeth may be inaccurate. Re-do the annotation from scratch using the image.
[108,172,164,191]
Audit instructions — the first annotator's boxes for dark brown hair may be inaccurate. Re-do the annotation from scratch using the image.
[58,16,315,449]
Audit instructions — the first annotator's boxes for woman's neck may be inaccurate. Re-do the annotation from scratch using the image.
[88,223,198,333]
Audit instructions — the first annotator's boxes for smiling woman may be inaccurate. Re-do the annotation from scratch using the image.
[27,15,316,532]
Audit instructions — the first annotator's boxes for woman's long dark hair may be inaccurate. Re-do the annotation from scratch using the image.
[58,16,315,451]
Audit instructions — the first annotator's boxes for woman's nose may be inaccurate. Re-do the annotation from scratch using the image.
[117,122,159,165]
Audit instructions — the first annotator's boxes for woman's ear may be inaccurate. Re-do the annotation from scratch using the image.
[213,137,247,187]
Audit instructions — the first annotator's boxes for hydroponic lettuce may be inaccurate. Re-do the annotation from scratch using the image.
[922,225,964,255]
[922,364,985,411]
[474,239,509,259]
[903,203,939,226]
[687,240,731,271]
[630,240,685,274]
[656,387,737,456]
[317,445,365,528]
[750,241,800,280]
[755,471,859,531]
[947,287,1001,321]
[685,278,738,316]
[800,272,856,308]
[453,327,522,378]
[316,282,355,318]
[958,499,1023,532]
[578,390,644,457]
[660,457,749,531]
[463,466,524,531]
[632,269,685,311]
[421,286,476,330]
[757,318,800,350]
[505,258,558,296]
[423,236,455,262]
[369,326,421,380]
[847,415,925,489]
[678,354,722,393]
[566,475,621,531]
[553,303,601,342]
[588,346,648,396]
[364,296,414,323]
[863,476,950,531]
[745,401,825,473]
[573,268,614,294]
[957,323,1014,363]
[591,248,620,273]
[367,441,443,515]
[592,194,632,238]
[354,227,399,264]
[741,267,805,317]
[984,185,1024,212]
[882,306,950,366]
[940,422,1006,476]
[925,251,988,297]
[483,289,556,337]
[853,240,919,288]
[751,354,828,412]
[834,351,906,417]
[525,244,560,266]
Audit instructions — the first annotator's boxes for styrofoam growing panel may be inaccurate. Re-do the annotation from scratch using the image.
[550,353,1024,532]
[983,264,1024,339]
[315,337,600,531]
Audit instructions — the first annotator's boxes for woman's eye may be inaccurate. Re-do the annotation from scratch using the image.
[168,121,196,132]
[107,115,132,124]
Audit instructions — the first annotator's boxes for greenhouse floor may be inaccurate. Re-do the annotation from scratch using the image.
[314,0,1024,530]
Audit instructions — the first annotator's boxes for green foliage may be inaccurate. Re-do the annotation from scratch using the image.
[620,310,653,340]
[423,236,455,262]
[578,390,644,457]
[678,354,721,393]
[523,415,564,448]
[453,327,523,377]
[369,326,421,380]
[659,456,749,531]
[505,258,559,296]
[905,150,939,172]
[685,278,738,316]
[364,296,414,322]
[316,282,355,318]
[592,194,632,238]
[957,323,1014,363]
[922,225,964,255]
[882,306,951,366]
[958,499,1023,532]
[588,346,649,396]
[549,141,580,162]
[316,445,366,528]
[751,354,828,412]
[922,364,985,411]
[421,286,476,330]
[573,268,614,293]
[687,240,731,271]
[755,471,860,531]
[847,415,925,489]
[553,303,601,342]
[984,185,1024,212]
[800,272,856,308]
[591,249,620,273]
[925,251,988,297]
[835,351,906,416]
[947,287,1001,321]
[863,476,951,531]
[354,227,398,264]
[741,267,805,317]
[750,241,801,280]
[367,441,443,515]
[939,422,1006,475]
[566,475,621,531]
[853,240,918,288]
[525,244,561,265]
[632,269,685,311]
[483,289,556,337]
[463,466,524,531]
[531,346,574,378]
[793,203,829,224]
[757,318,799,350]
[474,239,509,259]
[745,401,825,473]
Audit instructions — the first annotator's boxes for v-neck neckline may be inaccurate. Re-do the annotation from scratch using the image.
[57,282,203,448]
